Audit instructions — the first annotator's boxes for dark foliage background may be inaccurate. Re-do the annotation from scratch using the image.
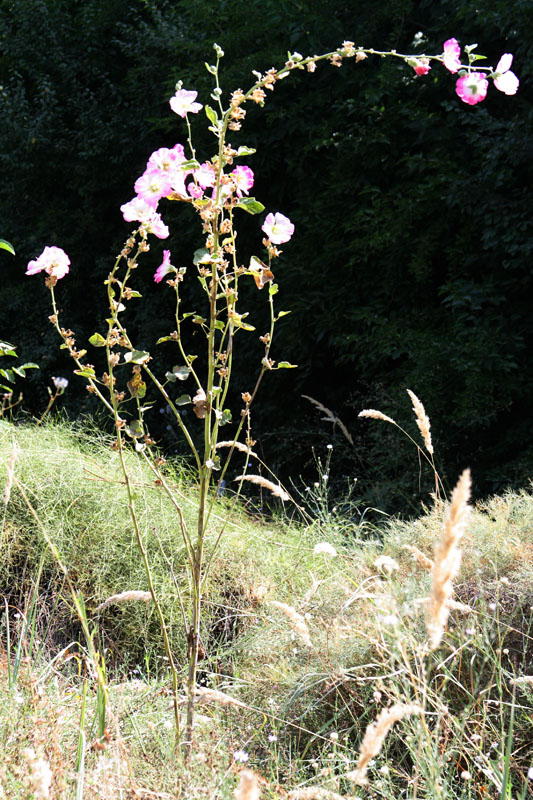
[1,0,532,514]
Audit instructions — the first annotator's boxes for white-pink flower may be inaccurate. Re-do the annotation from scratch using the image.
[493,53,519,95]
[262,212,295,245]
[120,196,169,239]
[194,162,216,189]
[154,250,173,283]
[169,89,203,118]
[134,169,173,208]
[26,246,70,280]
[147,145,185,174]
[231,165,254,198]
[455,72,489,105]
[443,38,461,73]
[411,58,431,76]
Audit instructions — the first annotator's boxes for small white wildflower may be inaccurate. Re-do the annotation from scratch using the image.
[488,602,497,611]
[528,767,533,780]
[233,750,249,763]
[379,765,390,775]
[52,376,69,391]
[379,614,399,626]
[461,770,472,780]
[466,627,476,636]
[329,732,339,741]
[268,734,278,743]
[322,473,329,482]
[503,648,509,655]
[500,576,510,585]
[313,541,337,557]
[327,443,333,449]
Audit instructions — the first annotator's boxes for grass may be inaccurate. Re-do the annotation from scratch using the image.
[1,418,533,798]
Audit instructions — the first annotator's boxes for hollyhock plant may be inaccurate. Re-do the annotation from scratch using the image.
[443,38,461,73]
[493,53,519,95]
[26,246,70,280]
[154,250,174,283]
[169,89,203,118]
[455,72,489,105]
[262,212,295,244]
[120,197,169,239]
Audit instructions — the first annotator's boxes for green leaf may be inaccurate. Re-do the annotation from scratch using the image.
[173,365,191,381]
[89,333,106,348]
[276,310,291,319]
[276,361,298,368]
[193,248,212,265]
[125,419,143,438]
[236,197,265,215]
[213,320,225,331]
[192,315,207,325]
[181,159,201,171]
[156,335,178,345]
[236,146,257,157]
[219,408,232,426]
[74,367,96,378]
[124,350,151,365]
[204,105,219,126]
[0,239,15,255]
[269,283,279,296]
[176,394,191,406]
[128,290,142,298]
[0,369,15,383]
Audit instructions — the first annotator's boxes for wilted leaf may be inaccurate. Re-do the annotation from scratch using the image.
[127,371,147,398]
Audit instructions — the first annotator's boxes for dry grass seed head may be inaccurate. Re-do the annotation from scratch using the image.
[288,788,348,799]
[270,601,312,647]
[302,394,354,445]
[192,686,246,709]
[216,441,258,457]
[406,389,433,455]
[234,768,261,800]
[95,591,151,613]
[426,468,471,650]
[401,544,434,571]
[345,703,423,786]
[233,474,290,502]
[358,409,396,425]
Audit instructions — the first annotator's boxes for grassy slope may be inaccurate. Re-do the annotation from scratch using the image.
[1,419,532,798]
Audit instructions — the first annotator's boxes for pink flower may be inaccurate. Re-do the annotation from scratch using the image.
[169,89,203,118]
[120,197,170,239]
[26,246,70,280]
[443,38,461,73]
[154,250,173,283]
[493,53,519,95]
[194,162,216,189]
[187,182,204,199]
[134,169,173,208]
[262,212,295,245]
[147,145,185,174]
[231,165,254,198]
[411,58,431,76]
[455,72,489,105]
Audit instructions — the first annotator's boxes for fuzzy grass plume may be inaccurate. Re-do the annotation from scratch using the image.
[270,600,312,647]
[345,703,423,785]
[406,389,433,455]
[234,474,290,502]
[426,468,471,650]
[302,395,354,445]
[95,590,151,613]
[358,409,396,425]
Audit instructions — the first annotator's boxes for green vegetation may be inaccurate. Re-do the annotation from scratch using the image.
[0,0,531,512]
[1,420,532,797]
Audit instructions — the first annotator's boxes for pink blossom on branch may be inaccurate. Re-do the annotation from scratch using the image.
[169,89,203,118]
[443,38,462,73]
[455,72,489,105]
[231,165,254,198]
[493,53,519,95]
[134,169,173,208]
[26,246,70,280]
[411,58,431,76]
[154,250,174,283]
[120,197,169,239]
[262,212,295,244]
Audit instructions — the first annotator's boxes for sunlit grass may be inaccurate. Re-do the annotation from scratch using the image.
[1,419,532,798]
